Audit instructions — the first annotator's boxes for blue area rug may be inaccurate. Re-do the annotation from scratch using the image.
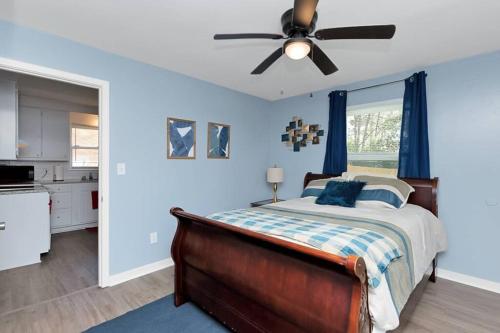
[85,294,228,332]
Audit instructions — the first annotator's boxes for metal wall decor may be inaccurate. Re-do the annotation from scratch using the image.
[281,117,323,152]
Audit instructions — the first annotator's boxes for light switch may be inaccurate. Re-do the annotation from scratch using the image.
[117,163,126,175]
[150,232,158,244]
[485,199,498,206]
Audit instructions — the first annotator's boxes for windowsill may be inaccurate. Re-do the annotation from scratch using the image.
[69,167,99,171]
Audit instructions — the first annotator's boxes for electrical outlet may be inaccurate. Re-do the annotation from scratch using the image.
[150,232,158,244]
[117,163,126,175]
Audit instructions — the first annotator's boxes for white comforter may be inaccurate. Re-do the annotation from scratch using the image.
[267,197,448,333]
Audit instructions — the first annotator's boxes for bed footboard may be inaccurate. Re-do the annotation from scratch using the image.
[170,207,371,333]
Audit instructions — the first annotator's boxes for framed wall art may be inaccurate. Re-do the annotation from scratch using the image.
[167,117,196,159]
[207,122,230,159]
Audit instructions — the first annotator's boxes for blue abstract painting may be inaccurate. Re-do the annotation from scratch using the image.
[167,118,196,159]
[208,122,230,159]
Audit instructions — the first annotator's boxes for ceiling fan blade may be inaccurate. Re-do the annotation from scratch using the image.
[308,43,338,75]
[315,25,396,40]
[292,0,319,28]
[251,47,283,74]
[214,33,284,40]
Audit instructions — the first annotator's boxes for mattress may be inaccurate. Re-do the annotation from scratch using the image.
[256,197,447,332]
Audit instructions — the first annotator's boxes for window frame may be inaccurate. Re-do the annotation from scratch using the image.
[70,123,99,170]
[346,98,403,170]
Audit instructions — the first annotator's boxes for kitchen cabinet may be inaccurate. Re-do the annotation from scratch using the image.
[48,184,72,228]
[0,191,51,271]
[45,182,98,233]
[0,79,17,160]
[17,107,69,161]
[72,183,98,225]
[42,110,70,160]
[18,107,42,158]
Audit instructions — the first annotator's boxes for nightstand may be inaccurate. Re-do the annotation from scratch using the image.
[250,199,285,207]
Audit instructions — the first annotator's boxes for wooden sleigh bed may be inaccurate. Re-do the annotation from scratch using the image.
[170,173,439,333]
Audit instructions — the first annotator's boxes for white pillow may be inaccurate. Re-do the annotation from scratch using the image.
[342,171,397,180]
[301,177,343,197]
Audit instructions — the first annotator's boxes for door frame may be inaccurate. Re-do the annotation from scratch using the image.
[0,57,111,287]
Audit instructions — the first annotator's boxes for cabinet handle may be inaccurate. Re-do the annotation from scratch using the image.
[0,222,5,231]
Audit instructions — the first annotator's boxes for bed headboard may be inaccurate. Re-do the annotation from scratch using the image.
[303,172,439,217]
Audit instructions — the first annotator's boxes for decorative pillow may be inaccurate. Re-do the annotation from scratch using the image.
[315,181,366,208]
[353,175,415,209]
[301,177,343,198]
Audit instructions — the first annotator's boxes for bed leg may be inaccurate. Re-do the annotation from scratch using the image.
[174,292,186,306]
[173,262,187,306]
[429,258,437,283]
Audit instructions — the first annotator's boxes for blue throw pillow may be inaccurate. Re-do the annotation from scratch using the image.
[315,181,366,208]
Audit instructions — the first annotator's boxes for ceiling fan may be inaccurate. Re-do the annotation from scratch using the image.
[214,0,396,75]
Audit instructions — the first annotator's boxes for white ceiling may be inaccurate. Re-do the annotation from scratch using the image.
[1,0,500,101]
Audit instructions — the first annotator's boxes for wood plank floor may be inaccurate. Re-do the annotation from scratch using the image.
[1,230,499,332]
[0,229,98,315]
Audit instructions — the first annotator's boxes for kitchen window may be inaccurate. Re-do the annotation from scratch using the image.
[346,99,403,176]
[71,124,98,168]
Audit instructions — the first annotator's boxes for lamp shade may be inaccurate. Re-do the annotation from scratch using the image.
[267,167,284,183]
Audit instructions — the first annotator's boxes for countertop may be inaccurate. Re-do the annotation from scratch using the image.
[0,179,97,195]
[39,179,98,185]
[0,187,50,195]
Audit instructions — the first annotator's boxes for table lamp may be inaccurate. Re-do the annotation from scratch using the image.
[267,166,284,203]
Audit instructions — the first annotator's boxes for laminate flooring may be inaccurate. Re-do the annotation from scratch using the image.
[1,232,499,333]
[0,229,97,316]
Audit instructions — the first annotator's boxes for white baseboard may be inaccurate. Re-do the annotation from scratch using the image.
[51,222,97,234]
[104,258,174,287]
[437,268,500,294]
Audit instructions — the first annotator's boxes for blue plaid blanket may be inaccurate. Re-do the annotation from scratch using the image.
[207,209,402,288]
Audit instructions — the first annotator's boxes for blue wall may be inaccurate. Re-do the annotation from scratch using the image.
[0,20,271,275]
[267,52,500,282]
[1,19,499,283]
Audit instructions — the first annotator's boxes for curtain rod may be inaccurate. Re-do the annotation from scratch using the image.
[347,78,405,93]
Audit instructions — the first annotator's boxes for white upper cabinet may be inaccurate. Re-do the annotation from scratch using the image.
[0,80,17,160]
[42,110,69,161]
[17,108,69,161]
[18,107,42,159]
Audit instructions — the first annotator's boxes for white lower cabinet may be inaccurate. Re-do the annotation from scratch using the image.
[45,182,98,233]
[72,183,99,225]
[51,208,72,228]
[0,191,50,271]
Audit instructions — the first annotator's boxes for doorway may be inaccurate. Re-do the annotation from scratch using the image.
[0,57,110,287]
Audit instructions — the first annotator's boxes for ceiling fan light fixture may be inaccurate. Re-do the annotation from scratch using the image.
[284,38,312,60]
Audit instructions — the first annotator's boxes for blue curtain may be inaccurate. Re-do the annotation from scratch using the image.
[398,71,430,179]
[323,90,347,174]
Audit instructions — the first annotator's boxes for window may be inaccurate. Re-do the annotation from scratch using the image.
[346,99,403,176]
[71,124,98,168]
